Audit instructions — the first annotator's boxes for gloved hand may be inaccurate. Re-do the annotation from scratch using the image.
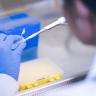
[0,34,26,80]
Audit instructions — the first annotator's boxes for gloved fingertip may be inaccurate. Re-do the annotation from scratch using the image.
[0,33,7,41]
[14,42,26,55]
[20,42,26,49]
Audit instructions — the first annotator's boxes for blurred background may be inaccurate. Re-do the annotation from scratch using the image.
[0,0,95,79]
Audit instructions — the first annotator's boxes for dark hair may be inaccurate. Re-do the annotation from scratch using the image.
[82,0,96,13]
[63,0,75,14]
[63,0,96,13]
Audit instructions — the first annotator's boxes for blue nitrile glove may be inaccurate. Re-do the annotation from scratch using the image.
[0,34,26,80]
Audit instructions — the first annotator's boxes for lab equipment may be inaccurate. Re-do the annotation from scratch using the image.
[0,13,40,62]
[19,75,63,91]
[18,17,66,44]
[16,72,86,96]
[0,34,26,80]
[18,59,64,91]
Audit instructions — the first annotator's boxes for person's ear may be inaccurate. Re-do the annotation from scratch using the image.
[74,0,91,18]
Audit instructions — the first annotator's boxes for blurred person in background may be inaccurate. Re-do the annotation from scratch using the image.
[44,0,96,96]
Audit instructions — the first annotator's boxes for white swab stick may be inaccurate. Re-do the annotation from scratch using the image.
[18,17,66,44]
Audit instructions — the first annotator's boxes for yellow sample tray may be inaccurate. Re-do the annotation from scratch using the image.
[17,58,64,95]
